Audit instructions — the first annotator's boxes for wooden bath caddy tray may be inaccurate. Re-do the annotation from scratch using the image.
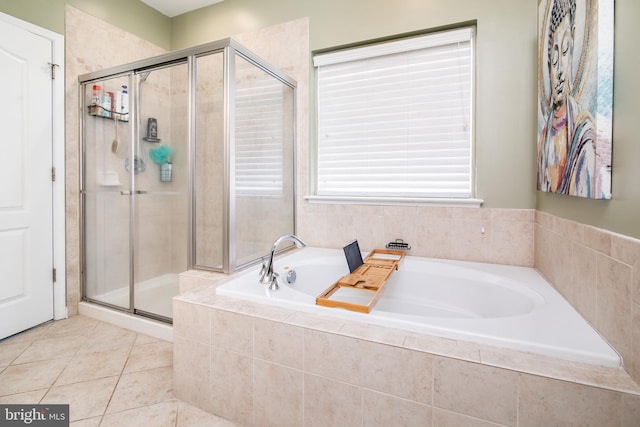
[316,249,405,314]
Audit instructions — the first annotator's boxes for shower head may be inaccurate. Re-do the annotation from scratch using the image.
[139,71,151,83]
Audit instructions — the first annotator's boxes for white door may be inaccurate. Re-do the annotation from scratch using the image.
[0,16,55,339]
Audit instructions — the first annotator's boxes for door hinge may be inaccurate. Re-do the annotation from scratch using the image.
[52,167,56,181]
[48,62,59,80]
[53,268,57,283]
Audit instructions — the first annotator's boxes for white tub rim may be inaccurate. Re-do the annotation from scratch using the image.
[214,247,622,369]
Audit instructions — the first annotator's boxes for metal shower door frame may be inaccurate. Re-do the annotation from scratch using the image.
[79,38,298,320]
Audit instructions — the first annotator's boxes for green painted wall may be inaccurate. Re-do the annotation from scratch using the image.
[2,0,637,238]
[173,0,639,239]
[172,0,539,211]
[536,0,640,239]
[0,0,170,49]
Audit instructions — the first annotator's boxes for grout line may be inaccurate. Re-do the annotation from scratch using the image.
[516,373,521,427]
[4,321,54,367]
[97,321,139,423]
[0,316,192,426]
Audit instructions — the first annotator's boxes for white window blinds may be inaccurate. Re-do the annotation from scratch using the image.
[314,27,474,199]
[235,67,285,196]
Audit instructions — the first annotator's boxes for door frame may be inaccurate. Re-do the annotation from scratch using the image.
[0,12,66,320]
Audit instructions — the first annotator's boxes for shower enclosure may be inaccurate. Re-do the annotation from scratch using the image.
[79,39,296,323]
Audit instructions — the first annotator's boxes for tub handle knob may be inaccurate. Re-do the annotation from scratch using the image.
[268,272,280,291]
[259,256,268,277]
[286,269,297,284]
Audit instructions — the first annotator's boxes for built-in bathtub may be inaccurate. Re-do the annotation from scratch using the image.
[216,247,620,367]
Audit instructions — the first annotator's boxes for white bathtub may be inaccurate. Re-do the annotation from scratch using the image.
[216,247,620,367]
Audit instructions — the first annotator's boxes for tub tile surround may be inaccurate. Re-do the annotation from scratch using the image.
[535,211,640,385]
[173,204,640,426]
[297,205,535,268]
[174,288,640,426]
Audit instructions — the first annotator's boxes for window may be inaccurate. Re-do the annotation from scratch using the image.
[235,77,285,196]
[234,56,293,197]
[314,27,475,201]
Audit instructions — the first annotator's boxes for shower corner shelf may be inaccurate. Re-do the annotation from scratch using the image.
[87,107,129,122]
[315,248,405,314]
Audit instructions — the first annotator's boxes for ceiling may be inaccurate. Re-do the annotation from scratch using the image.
[139,0,224,17]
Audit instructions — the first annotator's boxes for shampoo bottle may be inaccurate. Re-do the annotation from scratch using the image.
[120,85,129,121]
[90,85,101,115]
[101,91,112,118]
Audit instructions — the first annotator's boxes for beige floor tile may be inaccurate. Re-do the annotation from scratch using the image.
[106,366,174,414]
[176,401,237,427]
[0,357,71,396]
[1,321,53,346]
[123,340,172,373]
[69,417,101,427]
[432,408,505,427]
[101,401,178,427]
[46,316,100,338]
[41,376,119,422]
[0,340,30,366]
[0,388,47,404]
[134,333,161,345]
[13,334,85,364]
[77,322,137,354]
[55,347,130,386]
[0,315,242,427]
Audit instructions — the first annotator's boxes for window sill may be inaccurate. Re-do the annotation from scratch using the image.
[304,195,484,208]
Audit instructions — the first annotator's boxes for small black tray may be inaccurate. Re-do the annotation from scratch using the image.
[385,239,411,250]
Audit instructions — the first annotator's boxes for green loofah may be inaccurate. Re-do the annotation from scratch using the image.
[149,145,173,164]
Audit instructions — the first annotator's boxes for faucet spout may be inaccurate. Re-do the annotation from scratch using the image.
[259,235,306,288]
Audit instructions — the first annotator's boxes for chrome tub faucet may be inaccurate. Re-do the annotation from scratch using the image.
[259,235,306,290]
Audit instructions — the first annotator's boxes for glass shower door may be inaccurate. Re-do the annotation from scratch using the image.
[193,51,225,270]
[234,53,296,267]
[132,63,189,321]
[83,74,133,311]
[83,63,190,322]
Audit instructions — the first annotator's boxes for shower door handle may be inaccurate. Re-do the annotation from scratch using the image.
[120,190,147,195]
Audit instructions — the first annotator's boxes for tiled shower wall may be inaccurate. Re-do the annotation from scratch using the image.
[65,5,168,314]
[535,211,640,385]
[298,204,535,267]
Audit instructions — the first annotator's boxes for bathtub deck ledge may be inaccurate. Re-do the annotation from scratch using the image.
[174,286,640,396]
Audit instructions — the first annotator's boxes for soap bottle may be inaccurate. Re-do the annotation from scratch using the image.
[119,85,129,121]
[90,85,101,115]
[101,90,112,118]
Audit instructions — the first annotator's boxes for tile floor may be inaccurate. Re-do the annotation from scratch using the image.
[0,315,237,426]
